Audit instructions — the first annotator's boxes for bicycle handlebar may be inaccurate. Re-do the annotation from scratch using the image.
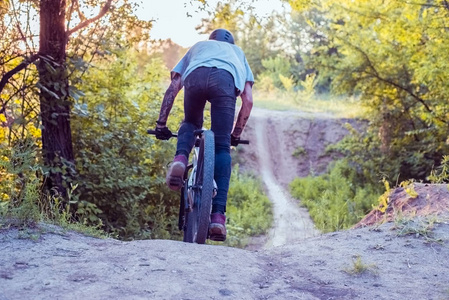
[146,129,178,138]
[147,129,249,145]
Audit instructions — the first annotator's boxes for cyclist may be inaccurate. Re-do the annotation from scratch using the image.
[154,28,254,241]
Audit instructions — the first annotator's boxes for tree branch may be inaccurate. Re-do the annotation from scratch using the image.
[66,0,113,37]
[76,0,87,22]
[0,54,40,114]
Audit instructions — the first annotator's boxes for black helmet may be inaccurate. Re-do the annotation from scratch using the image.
[209,29,235,44]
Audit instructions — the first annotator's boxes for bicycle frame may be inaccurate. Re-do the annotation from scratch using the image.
[185,143,199,213]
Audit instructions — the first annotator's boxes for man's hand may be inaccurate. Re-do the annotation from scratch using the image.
[155,126,173,140]
[231,135,240,147]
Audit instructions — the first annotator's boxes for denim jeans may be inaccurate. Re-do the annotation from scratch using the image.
[176,67,237,212]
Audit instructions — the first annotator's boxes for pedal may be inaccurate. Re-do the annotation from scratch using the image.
[169,177,183,188]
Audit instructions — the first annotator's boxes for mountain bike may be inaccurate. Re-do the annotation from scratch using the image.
[147,129,248,244]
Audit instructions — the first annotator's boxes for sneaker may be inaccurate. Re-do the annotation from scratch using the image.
[209,213,227,241]
[166,155,187,191]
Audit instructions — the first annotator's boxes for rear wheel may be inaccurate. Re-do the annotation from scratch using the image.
[193,130,215,244]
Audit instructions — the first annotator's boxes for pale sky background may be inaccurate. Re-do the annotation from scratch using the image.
[134,0,289,47]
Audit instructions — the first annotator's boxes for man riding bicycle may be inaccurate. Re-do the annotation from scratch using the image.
[154,28,254,241]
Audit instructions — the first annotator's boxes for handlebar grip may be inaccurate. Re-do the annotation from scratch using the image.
[147,129,177,138]
[238,140,250,145]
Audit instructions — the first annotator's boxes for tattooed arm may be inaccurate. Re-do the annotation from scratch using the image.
[156,73,183,128]
[232,81,253,138]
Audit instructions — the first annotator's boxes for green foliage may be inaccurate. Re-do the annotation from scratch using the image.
[0,134,106,238]
[428,155,449,184]
[279,74,295,93]
[289,0,449,184]
[290,159,381,232]
[0,0,154,228]
[297,73,317,102]
[260,55,293,90]
[292,146,307,158]
[0,137,41,223]
[239,14,283,77]
[70,48,183,240]
[285,10,332,93]
[225,165,273,247]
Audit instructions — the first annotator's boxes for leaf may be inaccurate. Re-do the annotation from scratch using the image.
[69,86,85,101]
[37,83,60,100]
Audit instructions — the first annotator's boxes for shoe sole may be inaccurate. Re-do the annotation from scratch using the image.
[209,234,226,242]
[167,162,185,191]
[209,224,226,242]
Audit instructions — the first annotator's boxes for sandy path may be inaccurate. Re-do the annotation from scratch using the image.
[251,110,319,248]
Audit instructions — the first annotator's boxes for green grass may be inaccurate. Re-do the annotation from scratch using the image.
[344,255,378,276]
[290,159,380,232]
[253,91,366,118]
[391,215,445,244]
[215,165,273,248]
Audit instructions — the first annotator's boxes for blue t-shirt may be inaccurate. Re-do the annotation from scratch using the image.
[172,40,254,94]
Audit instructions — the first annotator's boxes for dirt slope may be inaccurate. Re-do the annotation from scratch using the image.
[1,109,449,300]
[238,108,360,186]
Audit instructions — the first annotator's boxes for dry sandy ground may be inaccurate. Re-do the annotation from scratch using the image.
[1,109,449,300]
[1,216,448,299]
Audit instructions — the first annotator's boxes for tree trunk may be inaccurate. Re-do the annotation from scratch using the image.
[38,0,74,198]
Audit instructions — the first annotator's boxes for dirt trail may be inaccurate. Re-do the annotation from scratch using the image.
[252,110,319,247]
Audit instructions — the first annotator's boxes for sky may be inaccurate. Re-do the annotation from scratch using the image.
[134,0,289,48]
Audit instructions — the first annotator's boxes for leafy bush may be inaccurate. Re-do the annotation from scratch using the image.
[70,50,184,240]
[290,159,381,232]
[0,138,42,223]
[260,55,294,89]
